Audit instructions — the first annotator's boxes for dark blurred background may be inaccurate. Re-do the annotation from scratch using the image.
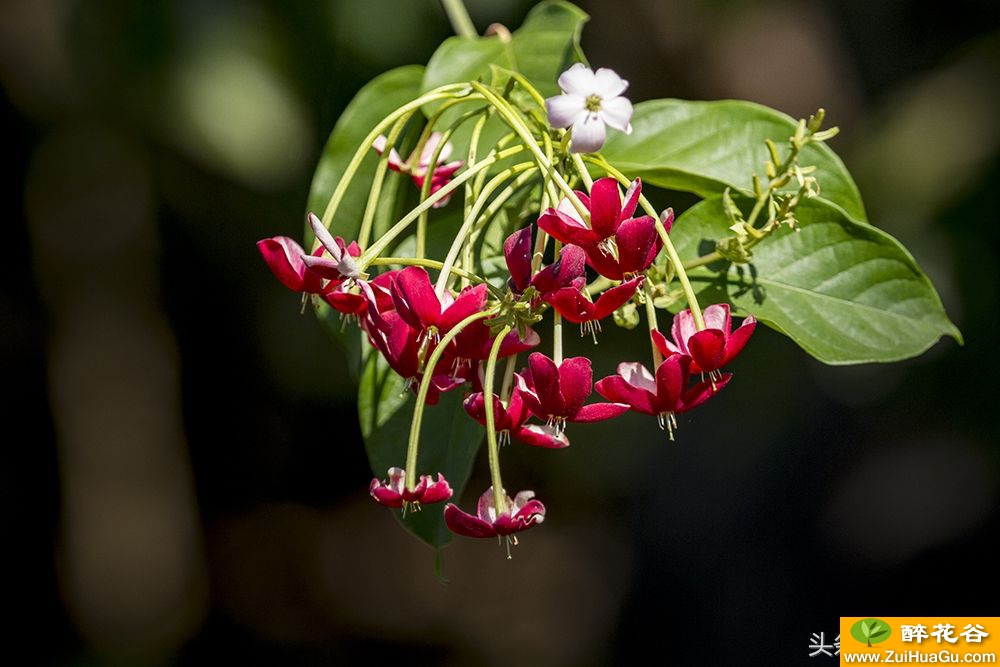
[4,0,998,665]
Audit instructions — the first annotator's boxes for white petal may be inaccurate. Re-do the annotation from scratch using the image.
[308,212,342,260]
[557,62,595,95]
[599,96,634,133]
[570,112,607,153]
[545,93,586,129]
[556,196,586,224]
[618,362,657,392]
[592,67,629,98]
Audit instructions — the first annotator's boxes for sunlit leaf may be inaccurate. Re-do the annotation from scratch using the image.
[601,99,867,223]
[669,195,960,363]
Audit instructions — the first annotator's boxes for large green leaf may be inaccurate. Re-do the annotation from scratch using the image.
[358,342,484,549]
[422,1,588,98]
[669,196,960,363]
[601,99,868,223]
[306,65,425,244]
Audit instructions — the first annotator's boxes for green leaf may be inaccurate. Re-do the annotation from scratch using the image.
[305,65,426,244]
[669,196,961,364]
[600,99,868,223]
[420,1,588,164]
[422,1,588,98]
[358,343,484,549]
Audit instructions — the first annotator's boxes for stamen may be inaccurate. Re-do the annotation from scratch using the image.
[597,237,619,259]
[580,320,602,344]
[657,412,677,441]
[499,430,510,447]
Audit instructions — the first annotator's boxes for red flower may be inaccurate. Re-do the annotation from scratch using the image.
[373,132,463,207]
[390,266,488,339]
[502,226,586,295]
[364,309,467,404]
[516,353,629,431]
[257,236,327,294]
[595,356,728,436]
[444,486,546,538]
[652,303,756,374]
[463,388,570,449]
[545,276,644,331]
[536,177,662,279]
[369,467,453,509]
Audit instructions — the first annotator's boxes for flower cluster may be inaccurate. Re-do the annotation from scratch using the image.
[257,64,756,556]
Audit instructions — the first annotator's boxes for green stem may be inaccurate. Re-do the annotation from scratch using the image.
[404,309,496,491]
[552,240,563,364]
[471,83,589,222]
[358,114,409,250]
[587,157,706,330]
[318,85,475,248]
[484,324,513,515]
[499,354,517,404]
[440,0,477,38]
[644,279,663,368]
[359,145,525,267]
[416,105,486,258]
[571,152,593,190]
[434,163,539,296]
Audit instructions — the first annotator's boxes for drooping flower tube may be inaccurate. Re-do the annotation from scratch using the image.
[516,352,629,432]
[502,226,586,297]
[444,486,546,545]
[652,303,756,375]
[595,355,729,438]
[544,63,633,153]
[372,132,464,207]
[537,177,662,280]
[544,275,644,341]
[390,266,488,343]
[369,467,453,511]
[463,387,570,449]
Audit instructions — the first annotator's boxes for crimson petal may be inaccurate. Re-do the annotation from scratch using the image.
[503,226,534,292]
[538,209,601,248]
[588,177,623,240]
[688,328,727,373]
[615,216,659,276]
[392,266,441,330]
[591,276,644,320]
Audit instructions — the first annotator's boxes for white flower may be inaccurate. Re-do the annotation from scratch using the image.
[545,63,634,153]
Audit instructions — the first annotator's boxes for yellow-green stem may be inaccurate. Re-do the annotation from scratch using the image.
[434,163,538,296]
[644,279,663,368]
[404,309,496,491]
[440,0,476,38]
[484,324,513,515]
[471,83,589,222]
[358,114,410,250]
[359,145,525,267]
[318,85,474,248]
